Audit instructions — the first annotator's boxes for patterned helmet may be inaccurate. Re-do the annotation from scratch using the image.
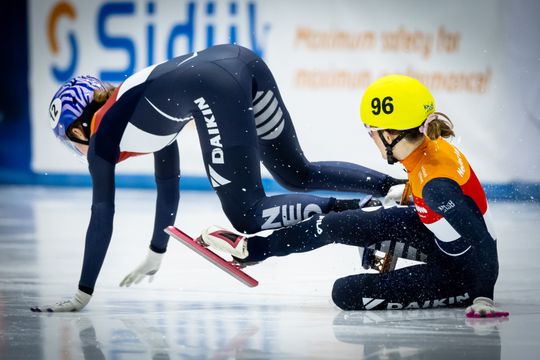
[48,75,106,156]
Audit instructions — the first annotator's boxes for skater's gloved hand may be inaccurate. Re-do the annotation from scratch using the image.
[30,290,92,312]
[120,248,163,287]
[382,183,406,208]
[465,297,509,318]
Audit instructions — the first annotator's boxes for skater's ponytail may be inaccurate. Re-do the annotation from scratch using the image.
[421,112,455,140]
[93,85,117,105]
[385,112,455,142]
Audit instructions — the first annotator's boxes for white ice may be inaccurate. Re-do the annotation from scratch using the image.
[1,186,539,359]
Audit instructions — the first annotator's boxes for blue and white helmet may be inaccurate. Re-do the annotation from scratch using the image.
[48,75,106,155]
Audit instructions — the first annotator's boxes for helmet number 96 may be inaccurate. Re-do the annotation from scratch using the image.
[371,97,394,115]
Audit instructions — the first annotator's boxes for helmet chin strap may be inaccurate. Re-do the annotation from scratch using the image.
[377,130,407,165]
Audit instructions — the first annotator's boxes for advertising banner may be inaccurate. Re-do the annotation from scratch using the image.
[29,0,540,182]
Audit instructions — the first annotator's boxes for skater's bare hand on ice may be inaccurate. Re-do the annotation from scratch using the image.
[466,297,509,318]
[120,248,164,287]
[30,290,92,312]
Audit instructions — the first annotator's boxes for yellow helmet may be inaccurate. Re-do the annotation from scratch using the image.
[360,74,435,130]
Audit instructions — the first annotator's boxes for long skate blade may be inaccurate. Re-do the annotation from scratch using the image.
[165,226,259,288]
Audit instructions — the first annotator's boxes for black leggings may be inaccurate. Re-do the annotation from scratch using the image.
[187,45,396,233]
[245,205,498,310]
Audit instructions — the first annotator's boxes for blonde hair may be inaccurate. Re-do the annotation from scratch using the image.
[93,85,116,104]
[386,112,455,141]
[424,112,455,140]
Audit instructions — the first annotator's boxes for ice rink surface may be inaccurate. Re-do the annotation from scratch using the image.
[1,186,539,359]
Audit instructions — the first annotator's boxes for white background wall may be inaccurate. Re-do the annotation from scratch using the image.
[29,0,540,182]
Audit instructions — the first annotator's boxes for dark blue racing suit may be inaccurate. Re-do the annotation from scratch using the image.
[79,44,400,295]
[243,138,499,310]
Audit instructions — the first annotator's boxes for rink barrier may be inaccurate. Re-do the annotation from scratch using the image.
[0,169,539,201]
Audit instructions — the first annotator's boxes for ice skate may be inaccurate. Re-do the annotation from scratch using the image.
[199,226,249,260]
[165,226,258,287]
[360,247,398,273]
[372,251,398,273]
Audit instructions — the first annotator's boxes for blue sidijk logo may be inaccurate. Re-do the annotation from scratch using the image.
[47,2,78,83]
[51,1,270,83]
